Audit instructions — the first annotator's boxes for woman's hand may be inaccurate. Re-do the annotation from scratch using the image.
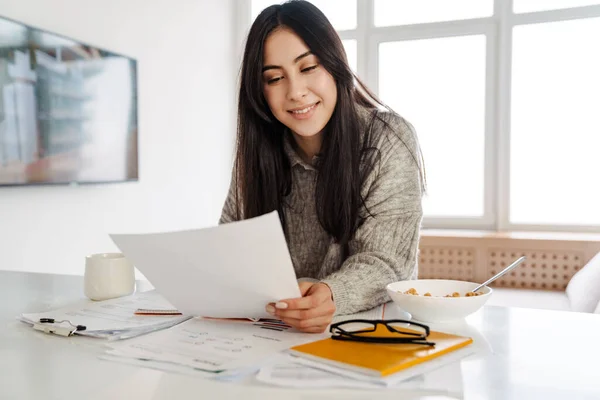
[266,281,336,333]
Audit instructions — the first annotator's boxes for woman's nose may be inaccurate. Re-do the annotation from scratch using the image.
[286,76,308,101]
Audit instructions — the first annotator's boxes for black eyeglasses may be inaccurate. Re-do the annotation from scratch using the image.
[329,319,435,346]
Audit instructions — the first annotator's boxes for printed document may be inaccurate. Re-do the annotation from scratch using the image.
[105,317,328,373]
[20,290,189,339]
[110,211,301,319]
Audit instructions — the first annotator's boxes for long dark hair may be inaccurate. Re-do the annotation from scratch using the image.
[235,0,424,247]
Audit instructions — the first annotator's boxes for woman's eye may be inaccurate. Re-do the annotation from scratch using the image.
[267,76,283,84]
[301,65,318,73]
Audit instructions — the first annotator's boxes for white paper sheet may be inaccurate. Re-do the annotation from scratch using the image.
[105,317,328,373]
[98,354,220,378]
[20,290,190,339]
[110,211,301,319]
[256,355,381,389]
[256,353,465,395]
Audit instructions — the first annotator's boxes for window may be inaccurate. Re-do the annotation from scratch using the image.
[244,0,600,233]
[341,39,357,72]
[379,36,486,217]
[374,0,493,26]
[513,0,600,13]
[510,17,600,226]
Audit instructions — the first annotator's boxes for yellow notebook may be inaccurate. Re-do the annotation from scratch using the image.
[289,325,472,378]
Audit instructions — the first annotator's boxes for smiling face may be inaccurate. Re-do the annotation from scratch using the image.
[262,27,337,154]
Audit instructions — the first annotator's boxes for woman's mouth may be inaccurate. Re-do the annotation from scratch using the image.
[288,102,320,120]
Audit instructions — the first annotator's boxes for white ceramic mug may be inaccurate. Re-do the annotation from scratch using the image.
[84,253,135,301]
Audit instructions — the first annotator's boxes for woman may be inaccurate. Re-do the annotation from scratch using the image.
[220,0,425,333]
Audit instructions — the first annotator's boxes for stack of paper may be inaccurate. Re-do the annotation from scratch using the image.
[252,303,475,392]
[100,317,328,378]
[286,339,473,387]
[19,290,190,340]
[288,326,473,377]
[95,301,478,393]
[256,352,466,394]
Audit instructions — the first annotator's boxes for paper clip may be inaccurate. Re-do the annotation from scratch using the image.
[33,318,87,337]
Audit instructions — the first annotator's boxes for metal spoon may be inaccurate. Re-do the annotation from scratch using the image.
[471,256,527,293]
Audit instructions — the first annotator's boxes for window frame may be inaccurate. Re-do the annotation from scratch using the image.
[237,0,600,233]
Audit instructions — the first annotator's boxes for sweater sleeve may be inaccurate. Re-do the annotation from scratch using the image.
[321,114,424,315]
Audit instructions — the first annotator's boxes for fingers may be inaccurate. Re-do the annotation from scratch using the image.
[277,284,331,310]
[298,281,315,296]
[264,282,335,334]
[280,315,332,333]
[275,301,336,320]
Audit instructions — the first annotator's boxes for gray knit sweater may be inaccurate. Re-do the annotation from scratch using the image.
[220,109,424,315]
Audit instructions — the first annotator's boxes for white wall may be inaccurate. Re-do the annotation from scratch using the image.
[0,0,237,275]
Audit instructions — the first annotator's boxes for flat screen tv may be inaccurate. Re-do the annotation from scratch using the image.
[0,15,138,186]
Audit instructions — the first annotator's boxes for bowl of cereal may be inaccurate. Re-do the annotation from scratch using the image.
[386,280,492,323]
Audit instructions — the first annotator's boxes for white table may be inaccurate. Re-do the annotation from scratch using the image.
[1,270,599,400]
